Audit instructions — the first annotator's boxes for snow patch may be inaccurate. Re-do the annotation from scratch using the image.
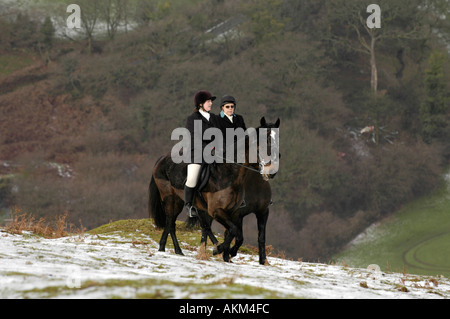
[1,229,449,299]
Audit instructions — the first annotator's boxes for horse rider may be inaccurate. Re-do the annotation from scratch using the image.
[217,94,248,208]
[218,94,247,132]
[217,94,247,162]
[184,90,219,218]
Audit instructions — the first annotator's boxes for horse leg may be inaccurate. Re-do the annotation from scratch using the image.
[213,226,241,258]
[160,215,184,255]
[223,225,238,263]
[206,218,219,246]
[213,229,228,256]
[212,208,238,263]
[162,196,184,255]
[159,228,169,252]
[169,219,184,256]
[256,208,270,265]
[230,220,243,258]
[197,210,218,247]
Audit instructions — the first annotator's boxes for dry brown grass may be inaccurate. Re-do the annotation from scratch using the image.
[4,207,84,238]
[196,242,212,261]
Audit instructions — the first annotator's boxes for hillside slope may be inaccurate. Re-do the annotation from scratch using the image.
[334,171,450,278]
[1,220,449,299]
[1,0,449,264]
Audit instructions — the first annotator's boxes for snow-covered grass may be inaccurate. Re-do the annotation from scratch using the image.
[1,219,449,299]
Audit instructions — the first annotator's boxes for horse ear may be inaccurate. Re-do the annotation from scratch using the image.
[275,118,280,128]
[260,117,267,127]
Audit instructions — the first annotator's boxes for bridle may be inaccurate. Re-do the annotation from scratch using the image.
[214,127,278,181]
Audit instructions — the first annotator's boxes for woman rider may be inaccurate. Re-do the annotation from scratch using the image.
[218,94,246,132]
[216,94,247,161]
[184,90,219,217]
[217,94,248,208]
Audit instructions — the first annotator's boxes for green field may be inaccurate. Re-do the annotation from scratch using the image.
[334,172,450,278]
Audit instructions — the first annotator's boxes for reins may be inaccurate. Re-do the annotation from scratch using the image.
[212,127,276,178]
[213,153,263,174]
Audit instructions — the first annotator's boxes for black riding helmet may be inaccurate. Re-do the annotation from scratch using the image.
[220,95,236,107]
[194,90,216,108]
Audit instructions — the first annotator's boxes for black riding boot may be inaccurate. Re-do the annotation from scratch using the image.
[184,186,198,218]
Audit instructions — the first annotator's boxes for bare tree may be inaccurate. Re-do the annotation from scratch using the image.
[78,0,100,53]
[326,0,431,95]
[100,0,128,40]
[325,0,432,144]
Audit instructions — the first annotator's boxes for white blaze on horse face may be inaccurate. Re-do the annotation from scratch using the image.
[271,130,277,140]
[258,128,279,174]
[270,129,279,160]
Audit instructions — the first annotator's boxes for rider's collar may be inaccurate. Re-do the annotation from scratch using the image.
[199,108,211,121]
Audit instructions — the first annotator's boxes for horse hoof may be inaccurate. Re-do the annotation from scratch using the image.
[213,244,222,256]
[222,253,232,263]
[175,251,184,256]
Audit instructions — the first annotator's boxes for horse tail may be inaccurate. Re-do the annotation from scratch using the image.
[148,176,166,228]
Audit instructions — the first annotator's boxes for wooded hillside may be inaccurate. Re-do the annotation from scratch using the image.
[0,0,449,261]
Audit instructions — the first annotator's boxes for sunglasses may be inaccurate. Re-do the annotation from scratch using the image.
[224,104,235,109]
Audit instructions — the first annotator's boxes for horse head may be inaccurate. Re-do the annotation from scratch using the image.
[257,117,280,180]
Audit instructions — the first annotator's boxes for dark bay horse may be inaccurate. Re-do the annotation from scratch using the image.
[228,169,272,265]
[193,118,279,265]
[148,117,279,262]
[193,169,272,265]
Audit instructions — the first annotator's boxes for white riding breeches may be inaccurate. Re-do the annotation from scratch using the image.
[186,164,201,188]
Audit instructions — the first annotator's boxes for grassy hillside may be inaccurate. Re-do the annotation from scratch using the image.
[2,219,450,299]
[0,0,449,263]
[334,172,450,278]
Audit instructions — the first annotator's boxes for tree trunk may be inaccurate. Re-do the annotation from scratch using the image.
[370,31,378,95]
[369,30,380,144]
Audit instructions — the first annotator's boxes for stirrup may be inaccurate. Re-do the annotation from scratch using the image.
[186,204,198,218]
[239,200,246,208]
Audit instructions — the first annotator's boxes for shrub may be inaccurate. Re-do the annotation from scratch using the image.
[4,208,81,238]
[349,141,442,215]
[420,51,449,144]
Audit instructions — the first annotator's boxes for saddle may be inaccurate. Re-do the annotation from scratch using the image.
[182,164,210,210]
[197,164,211,193]
[186,163,245,211]
[195,164,210,209]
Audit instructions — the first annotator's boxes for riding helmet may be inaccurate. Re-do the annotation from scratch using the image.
[220,95,236,107]
[194,90,216,107]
